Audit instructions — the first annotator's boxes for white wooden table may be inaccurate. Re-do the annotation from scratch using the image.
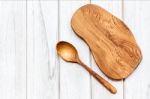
[0,0,150,99]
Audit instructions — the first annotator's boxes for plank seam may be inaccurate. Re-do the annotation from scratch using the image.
[58,0,60,99]
[122,0,125,99]
[26,0,28,99]
[89,1,92,99]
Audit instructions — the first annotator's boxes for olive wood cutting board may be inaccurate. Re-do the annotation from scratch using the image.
[71,4,142,80]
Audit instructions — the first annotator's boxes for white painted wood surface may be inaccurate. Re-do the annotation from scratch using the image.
[123,1,150,99]
[59,1,91,99]
[0,1,26,99]
[0,1,149,99]
[27,1,58,99]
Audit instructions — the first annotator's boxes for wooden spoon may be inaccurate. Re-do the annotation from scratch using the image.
[56,41,117,94]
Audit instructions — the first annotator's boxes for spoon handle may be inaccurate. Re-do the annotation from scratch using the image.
[77,59,117,94]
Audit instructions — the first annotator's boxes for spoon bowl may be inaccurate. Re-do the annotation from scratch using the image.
[56,41,78,62]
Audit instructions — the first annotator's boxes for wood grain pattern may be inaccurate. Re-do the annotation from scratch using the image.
[91,1,123,99]
[71,4,142,80]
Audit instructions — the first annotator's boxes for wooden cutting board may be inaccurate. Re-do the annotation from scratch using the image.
[71,4,142,80]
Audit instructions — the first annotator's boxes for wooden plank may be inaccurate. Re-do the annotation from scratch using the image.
[59,1,91,99]
[0,1,26,99]
[123,1,150,99]
[27,1,58,99]
[91,0,123,98]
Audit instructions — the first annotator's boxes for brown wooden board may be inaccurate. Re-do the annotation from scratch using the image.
[71,4,142,80]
